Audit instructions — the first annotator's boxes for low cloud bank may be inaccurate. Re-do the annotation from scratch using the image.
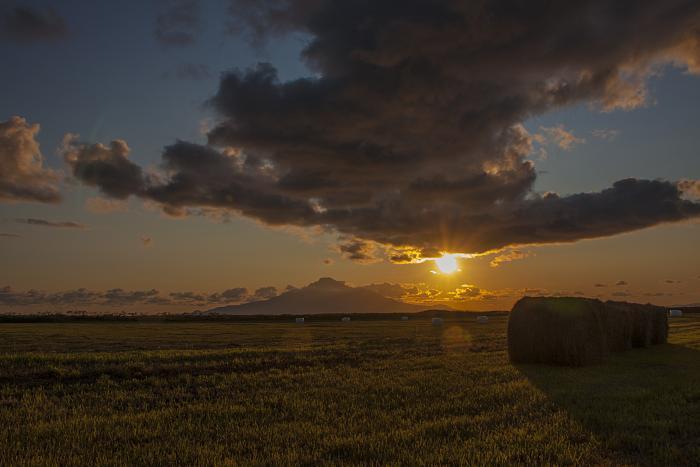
[0,285,260,308]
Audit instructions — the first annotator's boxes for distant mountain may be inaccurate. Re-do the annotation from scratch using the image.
[208,277,436,315]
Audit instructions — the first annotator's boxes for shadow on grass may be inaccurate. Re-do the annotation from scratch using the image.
[517,344,700,465]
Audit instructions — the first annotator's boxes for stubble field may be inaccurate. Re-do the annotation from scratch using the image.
[1,314,699,465]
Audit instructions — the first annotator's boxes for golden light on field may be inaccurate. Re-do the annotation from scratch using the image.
[435,254,460,274]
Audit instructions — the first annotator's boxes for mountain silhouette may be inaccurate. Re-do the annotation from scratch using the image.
[208,277,435,315]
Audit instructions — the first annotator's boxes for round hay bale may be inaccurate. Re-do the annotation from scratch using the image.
[648,305,668,345]
[630,305,653,348]
[508,297,608,366]
[600,302,633,353]
[607,301,652,348]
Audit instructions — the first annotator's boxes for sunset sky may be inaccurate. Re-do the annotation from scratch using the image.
[1,0,699,312]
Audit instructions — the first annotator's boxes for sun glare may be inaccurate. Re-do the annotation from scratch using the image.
[435,254,459,274]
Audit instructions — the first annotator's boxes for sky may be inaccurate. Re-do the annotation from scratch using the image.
[1,0,699,313]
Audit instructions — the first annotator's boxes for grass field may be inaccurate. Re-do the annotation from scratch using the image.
[1,314,699,465]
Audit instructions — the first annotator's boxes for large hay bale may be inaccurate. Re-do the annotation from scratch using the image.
[509,297,669,366]
[508,297,608,366]
[600,304,633,353]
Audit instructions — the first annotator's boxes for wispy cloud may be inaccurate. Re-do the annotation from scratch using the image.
[85,197,127,214]
[155,0,199,47]
[173,63,211,80]
[0,6,69,44]
[536,125,586,151]
[335,237,381,264]
[489,249,531,268]
[592,129,620,141]
[15,218,86,229]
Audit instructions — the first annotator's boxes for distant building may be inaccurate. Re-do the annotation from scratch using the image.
[669,309,683,317]
[295,317,305,323]
[477,316,489,323]
[432,317,444,325]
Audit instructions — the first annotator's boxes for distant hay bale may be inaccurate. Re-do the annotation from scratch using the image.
[616,302,652,348]
[648,305,668,345]
[476,316,489,323]
[508,297,668,366]
[670,309,683,317]
[295,317,305,324]
[341,317,351,322]
[599,302,633,353]
[431,317,444,325]
[401,316,409,321]
[607,301,668,347]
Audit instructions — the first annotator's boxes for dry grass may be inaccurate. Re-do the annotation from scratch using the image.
[0,315,699,465]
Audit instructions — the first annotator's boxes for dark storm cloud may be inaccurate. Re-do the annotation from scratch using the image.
[0,117,61,204]
[62,135,144,200]
[155,0,199,47]
[67,0,700,257]
[15,218,86,229]
[0,5,68,43]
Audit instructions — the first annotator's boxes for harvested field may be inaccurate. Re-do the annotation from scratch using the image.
[1,314,698,465]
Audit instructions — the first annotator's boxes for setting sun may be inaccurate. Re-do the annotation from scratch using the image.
[435,254,459,274]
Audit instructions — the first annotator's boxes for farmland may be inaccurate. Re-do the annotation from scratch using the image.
[1,314,699,465]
